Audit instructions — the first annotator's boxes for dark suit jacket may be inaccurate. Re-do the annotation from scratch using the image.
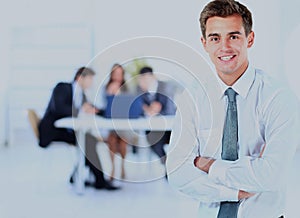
[140,80,176,146]
[39,82,104,147]
[38,82,78,147]
[140,81,176,116]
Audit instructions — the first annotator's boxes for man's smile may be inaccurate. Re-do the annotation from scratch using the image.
[218,55,236,61]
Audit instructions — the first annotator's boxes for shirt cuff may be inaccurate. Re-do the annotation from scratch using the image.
[208,159,231,184]
[209,160,239,202]
[219,186,239,202]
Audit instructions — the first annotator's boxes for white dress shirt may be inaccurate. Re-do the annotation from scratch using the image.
[166,66,300,218]
[147,79,159,103]
[72,81,83,109]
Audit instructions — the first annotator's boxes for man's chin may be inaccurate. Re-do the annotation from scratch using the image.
[217,69,235,76]
[221,71,235,75]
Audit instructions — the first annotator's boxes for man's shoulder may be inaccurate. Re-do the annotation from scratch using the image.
[54,82,72,90]
[157,80,176,95]
[56,82,71,87]
[254,68,298,108]
[157,80,168,89]
[52,82,72,97]
[254,69,286,93]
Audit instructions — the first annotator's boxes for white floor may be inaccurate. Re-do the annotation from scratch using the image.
[0,132,199,218]
[0,132,299,218]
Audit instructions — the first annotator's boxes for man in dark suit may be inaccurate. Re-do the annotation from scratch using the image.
[39,67,118,190]
[138,66,176,164]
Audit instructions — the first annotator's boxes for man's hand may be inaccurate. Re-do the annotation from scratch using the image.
[143,101,162,116]
[194,156,257,201]
[238,190,255,200]
[194,156,215,173]
[82,103,99,114]
[194,156,255,200]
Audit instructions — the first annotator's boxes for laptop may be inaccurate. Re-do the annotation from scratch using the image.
[105,94,143,119]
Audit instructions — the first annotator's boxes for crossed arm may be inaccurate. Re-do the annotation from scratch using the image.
[193,143,267,199]
[194,156,254,200]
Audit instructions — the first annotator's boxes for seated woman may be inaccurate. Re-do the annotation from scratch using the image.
[105,63,131,181]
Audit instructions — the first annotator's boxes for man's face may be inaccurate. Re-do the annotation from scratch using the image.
[78,75,94,90]
[138,73,153,92]
[201,14,254,83]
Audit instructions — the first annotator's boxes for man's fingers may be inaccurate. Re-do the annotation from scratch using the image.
[194,156,200,167]
[238,190,255,200]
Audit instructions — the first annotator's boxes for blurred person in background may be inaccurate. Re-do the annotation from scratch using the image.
[104,64,132,181]
[138,66,176,166]
[38,67,119,190]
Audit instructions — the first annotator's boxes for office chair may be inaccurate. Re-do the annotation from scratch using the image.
[27,109,40,140]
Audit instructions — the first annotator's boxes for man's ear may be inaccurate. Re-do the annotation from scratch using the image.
[247,31,255,48]
[201,36,208,52]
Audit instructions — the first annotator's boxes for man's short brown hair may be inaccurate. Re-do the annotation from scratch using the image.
[73,67,96,81]
[200,0,253,39]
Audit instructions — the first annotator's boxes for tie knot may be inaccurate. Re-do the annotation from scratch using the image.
[225,88,237,102]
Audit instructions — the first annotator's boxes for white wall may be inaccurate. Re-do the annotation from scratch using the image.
[91,0,284,79]
[0,0,96,145]
[0,0,299,145]
[281,1,300,99]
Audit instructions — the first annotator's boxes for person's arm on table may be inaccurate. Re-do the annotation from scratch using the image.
[143,101,162,116]
[82,102,99,114]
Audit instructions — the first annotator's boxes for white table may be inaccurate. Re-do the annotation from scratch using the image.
[55,114,175,194]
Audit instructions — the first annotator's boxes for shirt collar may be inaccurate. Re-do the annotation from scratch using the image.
[217,65,255,99]
[72,81,83,96]
[148,79,158,94]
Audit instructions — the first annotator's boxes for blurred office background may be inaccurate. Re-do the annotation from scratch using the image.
[0,0,299,218]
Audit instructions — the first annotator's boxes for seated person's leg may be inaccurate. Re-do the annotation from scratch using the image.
[146,131,168,164]
[107,131,118,181]
[84,133,120,190]
[53,128,76,145]
[39,127,76,147]
[85,132,106,186]
[118,137,127,179]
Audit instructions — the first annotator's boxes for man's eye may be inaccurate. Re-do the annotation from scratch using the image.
[230,35,238,40]
[210,37,219,42]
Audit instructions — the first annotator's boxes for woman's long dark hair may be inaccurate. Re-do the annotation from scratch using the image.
[105,63,127,92]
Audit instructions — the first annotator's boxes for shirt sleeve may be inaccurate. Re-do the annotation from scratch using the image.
[166,90,239,202]
[208,88,300,192]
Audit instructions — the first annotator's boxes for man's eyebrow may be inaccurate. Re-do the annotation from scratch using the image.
[207,31,242,38]
[207,33,220,38]
[228,31,242,35]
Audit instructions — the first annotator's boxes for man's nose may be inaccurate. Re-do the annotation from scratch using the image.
[220,38,231,50]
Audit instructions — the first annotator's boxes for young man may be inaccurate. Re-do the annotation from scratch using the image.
[166,0,300,217]
[39,67,119,190]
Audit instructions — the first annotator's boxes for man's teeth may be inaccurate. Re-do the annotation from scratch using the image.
[220,55,234,61]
